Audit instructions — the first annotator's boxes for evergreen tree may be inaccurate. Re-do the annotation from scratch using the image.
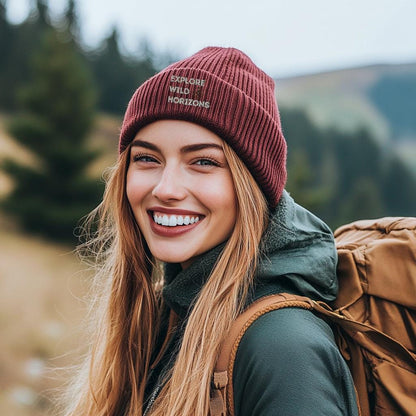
[340,177,384,224]
[63,0,79,39]
[0,0,14,94]
[89,27,156,114]
[286,149,331,214]
[89,27,130,114]
[382,156,416,216]
[35,0,48,23]
[0,0,52,110]
[1,28,102,243]
[0,0,11,55]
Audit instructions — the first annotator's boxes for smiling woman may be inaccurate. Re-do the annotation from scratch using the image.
[63,47,359,416]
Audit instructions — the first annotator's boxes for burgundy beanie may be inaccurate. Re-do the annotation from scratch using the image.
[119,46,287,207]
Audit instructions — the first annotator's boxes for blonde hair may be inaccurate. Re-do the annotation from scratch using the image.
[63,140,269,416]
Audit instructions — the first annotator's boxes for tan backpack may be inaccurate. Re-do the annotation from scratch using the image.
[210,217,416,416]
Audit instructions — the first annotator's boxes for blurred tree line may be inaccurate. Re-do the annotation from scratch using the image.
[283,109,416,228]
[0,0,415,243]
[0,0,161,114]
[0,0,161,243]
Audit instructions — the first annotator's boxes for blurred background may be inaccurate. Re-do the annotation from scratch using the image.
[0,0,415,414]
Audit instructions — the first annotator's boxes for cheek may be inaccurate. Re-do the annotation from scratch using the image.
[126,171,147,207]
[202,175,237,219]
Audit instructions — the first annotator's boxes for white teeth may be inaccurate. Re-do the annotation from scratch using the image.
[153,213,200,227]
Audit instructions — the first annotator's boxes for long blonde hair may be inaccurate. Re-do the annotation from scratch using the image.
[64,140,269,416]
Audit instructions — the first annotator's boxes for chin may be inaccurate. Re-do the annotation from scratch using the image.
[153,250,195,265]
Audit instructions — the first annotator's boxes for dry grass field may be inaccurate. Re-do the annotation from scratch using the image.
[0,219,91,415]
[0,114,120,415]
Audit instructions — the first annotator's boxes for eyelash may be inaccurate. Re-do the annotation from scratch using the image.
[131,153,221,167]
[193,157,221,167]
[131,153,158,163]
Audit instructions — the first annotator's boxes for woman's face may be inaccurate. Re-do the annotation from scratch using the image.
[126,119,237,269]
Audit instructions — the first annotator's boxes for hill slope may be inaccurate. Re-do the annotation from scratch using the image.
[276,62,416,172]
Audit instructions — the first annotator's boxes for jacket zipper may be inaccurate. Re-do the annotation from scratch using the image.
[143,310,181,415]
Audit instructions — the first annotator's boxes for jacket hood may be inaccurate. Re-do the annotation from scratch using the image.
[254,190,338,302]
[163,191,338,317]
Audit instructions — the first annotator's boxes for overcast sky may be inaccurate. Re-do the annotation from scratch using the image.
[6,0,416,77]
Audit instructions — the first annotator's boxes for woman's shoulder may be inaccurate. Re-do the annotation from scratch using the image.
[238,305,336,353]
[232,307,359,416]
[233,306,342,374]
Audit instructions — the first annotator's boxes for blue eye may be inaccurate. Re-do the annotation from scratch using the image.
[132,154,158,163]
[195,158,220,166]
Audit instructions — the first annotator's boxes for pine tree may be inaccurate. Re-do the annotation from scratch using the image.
[64,0,79,39]
[0,0,13,87]
[1,28,102,243]
[89,27,157,114]
[0,0,52,110]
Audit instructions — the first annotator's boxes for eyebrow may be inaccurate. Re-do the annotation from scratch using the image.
[131,139,223,153]
[131,139,159,151]
[181,143,223,153]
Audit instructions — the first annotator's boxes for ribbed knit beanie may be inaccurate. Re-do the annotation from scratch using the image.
[119,46,287,207]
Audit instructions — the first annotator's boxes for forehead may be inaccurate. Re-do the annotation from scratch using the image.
[133,120,224,149]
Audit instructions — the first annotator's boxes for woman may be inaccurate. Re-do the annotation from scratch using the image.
[66,47,359,415]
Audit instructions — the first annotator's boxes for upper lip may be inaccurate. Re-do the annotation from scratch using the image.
[148,206,204,216]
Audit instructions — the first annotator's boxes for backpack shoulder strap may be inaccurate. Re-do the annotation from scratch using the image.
[210,293,313,416]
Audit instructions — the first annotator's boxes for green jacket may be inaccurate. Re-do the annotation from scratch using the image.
[145,191,359,415]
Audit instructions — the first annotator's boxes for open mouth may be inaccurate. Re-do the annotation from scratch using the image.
[151,212,201,227]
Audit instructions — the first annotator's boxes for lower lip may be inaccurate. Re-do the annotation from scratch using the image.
[148,213,202,237]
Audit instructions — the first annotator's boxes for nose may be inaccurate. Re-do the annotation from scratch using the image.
[152,165,187,202]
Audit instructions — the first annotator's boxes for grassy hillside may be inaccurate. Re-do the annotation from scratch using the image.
[0,218,91,415]
[277,62,416,175]
[277,65,390,142]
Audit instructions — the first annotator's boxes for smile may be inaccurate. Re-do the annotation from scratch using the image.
[153,213,200,227]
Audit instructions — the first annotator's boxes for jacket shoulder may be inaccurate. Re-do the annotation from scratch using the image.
[232,307,358,416]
